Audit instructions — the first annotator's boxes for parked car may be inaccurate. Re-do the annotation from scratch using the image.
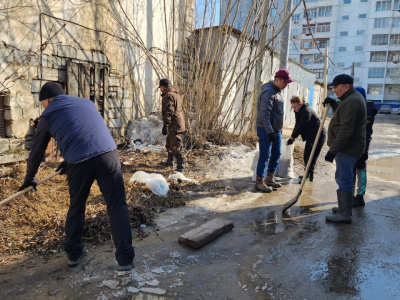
[392,107,400,115]
[379,105,392,114]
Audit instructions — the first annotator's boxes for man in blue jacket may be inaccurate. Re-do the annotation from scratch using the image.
[19,82,135,270]
[255,69,293,192]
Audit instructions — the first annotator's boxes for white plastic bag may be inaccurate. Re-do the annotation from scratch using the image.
[251,138,295,180]
[130,171,169,196]
[275,139,295,178]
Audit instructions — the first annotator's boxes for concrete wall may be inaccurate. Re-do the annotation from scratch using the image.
[0,0,194,142]
[193,27,322,133]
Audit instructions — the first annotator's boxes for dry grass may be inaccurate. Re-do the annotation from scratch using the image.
[0,150,190,261]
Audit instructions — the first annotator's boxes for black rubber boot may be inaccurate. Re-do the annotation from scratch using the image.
[160,153,173,167]
[176,155,184,172]
[298,171,313,184]
[326,190,352,223]
[353,194,365,207]
[254,177,272,193]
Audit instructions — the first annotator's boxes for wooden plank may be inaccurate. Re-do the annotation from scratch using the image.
[93,64,100,110]
[103,66,109,125]
[178,218,234,249]
[66,60,79,97]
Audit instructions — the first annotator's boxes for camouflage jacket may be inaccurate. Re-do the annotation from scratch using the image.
[161,86,185,134]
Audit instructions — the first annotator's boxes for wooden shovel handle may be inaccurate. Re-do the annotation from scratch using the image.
[0,170,61,206]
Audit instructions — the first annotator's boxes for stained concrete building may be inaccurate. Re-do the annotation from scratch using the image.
[0,0,194,162]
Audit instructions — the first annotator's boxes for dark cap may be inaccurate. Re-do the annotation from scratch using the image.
[275,69,293,83]
[39,82,65,101]
[327,74,353,87]
[159,78,172,87]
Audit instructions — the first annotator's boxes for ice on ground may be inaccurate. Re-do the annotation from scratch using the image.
[169,172,198,183]
[130,171,169,196]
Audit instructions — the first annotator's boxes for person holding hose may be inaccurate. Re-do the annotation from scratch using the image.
[18,82,135,270]
[323,74,367,224]
[287,96,326,183]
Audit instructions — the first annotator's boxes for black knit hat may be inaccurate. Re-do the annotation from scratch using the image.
[39,82,65,101]
[159,78,172,87]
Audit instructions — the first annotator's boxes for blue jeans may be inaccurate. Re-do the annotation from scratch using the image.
[256,127,282,178]
[335,152,358,193]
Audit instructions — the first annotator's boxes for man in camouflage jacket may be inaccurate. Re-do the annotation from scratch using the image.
[159,78,186,172]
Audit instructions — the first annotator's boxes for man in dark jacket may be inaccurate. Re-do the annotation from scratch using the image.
[19,82,135,270]
[353,87,378,207]
[255,69,293,192]
[159,78,186,172]
[323,74,367,223]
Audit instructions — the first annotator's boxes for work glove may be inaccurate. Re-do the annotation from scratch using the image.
[18,179,38,192]
[268,133,276,143]
[323,97,336,107]
[287,138,294,145]
[325,151,336,163]
[56,160,68,175]
[162,125,168,136]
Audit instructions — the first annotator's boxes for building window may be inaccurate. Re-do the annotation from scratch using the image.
[361,0,368,2]
[291,28,300,37]
[344,0,351,3]
[374,18,390,28]
[388,51,400,62]
[370,51,387,62]
[313,53,325,63]
[394,0,400,10]
[357,30,365,35]
[376,0,391,11]
[392,17,400,28]
[302,24,316,34]
[305,0,317,2]
[315,38,330,48]
[386,68,400,78]
[301,39,313,49]
[354,62,362,67]
[337,62,345,67]
[372,34,389,45]
[354,77,360,82]
[367,85,383,95]
[368,67,385,78]
[304,8,318,18]
[317,22,330,32]
[311,69,324,78]
[390,34,400,45]
[300,54,313,64]
[340,31,349,36]
[387,85,400,95]
[318,6,332,17]
[339,47,347,52]
[359,14,367,18]
[355,46,363,51]
[292,14,301,22]
[342,15,350,20]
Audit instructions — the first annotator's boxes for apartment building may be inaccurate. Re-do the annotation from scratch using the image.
[290,0,400,107]
[221,0,400,107]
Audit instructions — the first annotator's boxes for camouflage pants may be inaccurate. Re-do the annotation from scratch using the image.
[166,133,183,156]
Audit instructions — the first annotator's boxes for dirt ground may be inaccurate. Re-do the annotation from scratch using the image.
[0,114,399,300]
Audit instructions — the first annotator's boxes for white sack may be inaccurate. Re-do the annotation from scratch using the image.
[130,171,169,196]
[251,138,295,180]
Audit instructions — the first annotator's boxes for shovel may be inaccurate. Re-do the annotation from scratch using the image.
[282,103,330,213]
[0,170,61,206]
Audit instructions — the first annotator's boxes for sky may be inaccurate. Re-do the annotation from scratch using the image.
[195,0,221,28]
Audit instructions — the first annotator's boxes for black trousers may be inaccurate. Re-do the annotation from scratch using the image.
[64,150,135,266]
[304,131,326,173]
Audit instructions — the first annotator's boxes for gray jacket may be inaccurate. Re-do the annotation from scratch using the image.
[256,81,284,134]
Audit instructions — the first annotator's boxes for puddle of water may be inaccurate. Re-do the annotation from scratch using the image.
[255,211,286,235]
[368,155,400,181]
